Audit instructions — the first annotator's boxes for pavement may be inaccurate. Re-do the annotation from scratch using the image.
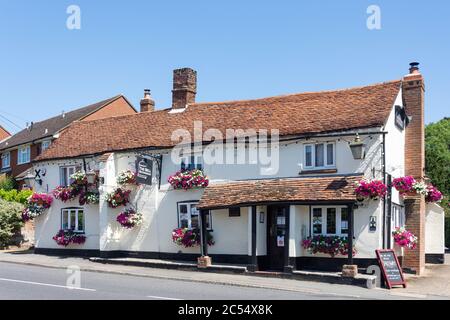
[0,250,449,300]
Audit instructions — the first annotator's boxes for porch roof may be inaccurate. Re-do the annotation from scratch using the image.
[196,174,363,210]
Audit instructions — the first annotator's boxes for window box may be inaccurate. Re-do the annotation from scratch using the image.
[53,229,86,247]
[302,235,355,257]
[172,227,214,248]
[168,169,209,190]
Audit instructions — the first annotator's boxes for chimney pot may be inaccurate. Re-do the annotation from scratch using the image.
[409,62,420,74]
[172,68,197,109]
[140,89,155,112]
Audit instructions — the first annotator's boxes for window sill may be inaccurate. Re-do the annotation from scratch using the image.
[299,168,337,175]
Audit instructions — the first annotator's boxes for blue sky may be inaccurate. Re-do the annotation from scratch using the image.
[0,0,448,134]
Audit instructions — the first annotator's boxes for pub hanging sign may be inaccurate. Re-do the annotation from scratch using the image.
[135,156,153,185]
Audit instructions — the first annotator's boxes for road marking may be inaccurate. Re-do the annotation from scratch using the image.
[147,295,182,300]
[0,278,96,292]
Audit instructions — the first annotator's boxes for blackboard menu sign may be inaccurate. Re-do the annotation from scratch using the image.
[135,156,153,185]
[375,249,406,289]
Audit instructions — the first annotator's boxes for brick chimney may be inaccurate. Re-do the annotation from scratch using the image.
[140,89,155,112]
[172,68,197,109]
[402,62,426,275]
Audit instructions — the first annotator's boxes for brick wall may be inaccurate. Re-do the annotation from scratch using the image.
[82,96,136,121]
[402,72,426,275]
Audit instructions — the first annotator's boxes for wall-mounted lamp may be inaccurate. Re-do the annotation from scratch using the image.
[349,133,365,160]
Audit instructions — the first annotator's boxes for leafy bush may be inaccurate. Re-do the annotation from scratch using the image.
[0,189,33,205]
[0,198,24,248]
[0,176,16,191]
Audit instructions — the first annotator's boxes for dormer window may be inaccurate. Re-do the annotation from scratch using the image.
[304,142,335,170]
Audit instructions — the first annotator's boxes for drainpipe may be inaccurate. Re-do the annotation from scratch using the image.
[382,133,387,249]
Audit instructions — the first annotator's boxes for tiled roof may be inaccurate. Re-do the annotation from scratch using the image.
[0,95,126,150]
[196,175,363,209]
[36,80,401,161]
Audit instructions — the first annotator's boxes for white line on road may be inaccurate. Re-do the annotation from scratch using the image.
[0,278,96,292]
[147,295,182,300]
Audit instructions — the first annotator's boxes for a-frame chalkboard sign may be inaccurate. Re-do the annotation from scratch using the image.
[375,249,407,289]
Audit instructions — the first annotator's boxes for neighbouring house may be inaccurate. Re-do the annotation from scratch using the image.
[0,125,11,142]
[31,64,445,275]
[0,95,137,188]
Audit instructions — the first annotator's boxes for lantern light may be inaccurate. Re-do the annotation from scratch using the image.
[349,133,365,160]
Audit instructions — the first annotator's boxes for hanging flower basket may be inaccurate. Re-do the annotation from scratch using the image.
[52,186,79,202]
[116,208,142,228]
[392,176,416,195]
[117,170,138,186]
[70,171,88,187]
[78,191,100,205]
[104,188,131,208]
[392,227,418,250]
[354,179,387,201]
[171,227,215,248]
[168,169,209,190]
[52,229,86,247]
[302,235,356,257]
[425,184,443,203]
[22,193,53,221]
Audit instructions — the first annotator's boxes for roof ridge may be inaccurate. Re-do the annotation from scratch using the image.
[190,79,402,107]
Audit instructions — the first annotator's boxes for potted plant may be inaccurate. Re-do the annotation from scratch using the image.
[116,208,142,228]
[104,188,131,208]
[168,169,209,190]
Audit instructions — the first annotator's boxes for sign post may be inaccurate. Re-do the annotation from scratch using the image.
[375,249,406,289]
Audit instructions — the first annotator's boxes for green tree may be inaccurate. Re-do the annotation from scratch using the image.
[425,117,450,247]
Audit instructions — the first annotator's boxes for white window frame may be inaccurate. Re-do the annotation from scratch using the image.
[17,145,31,165]
[311,205,348,236]
[59,165,82,186]
[1,152,10,168]
[391,203,405,229]
[41,140,51,152]
[178,201,212,230]
[61,208,85,233]
[304,142,336,170]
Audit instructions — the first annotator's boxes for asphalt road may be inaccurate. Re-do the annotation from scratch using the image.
[0,262,366,300]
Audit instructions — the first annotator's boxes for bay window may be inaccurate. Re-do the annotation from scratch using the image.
[311,206,348,236]
[304,142,335,169]
[178,201,211,230]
